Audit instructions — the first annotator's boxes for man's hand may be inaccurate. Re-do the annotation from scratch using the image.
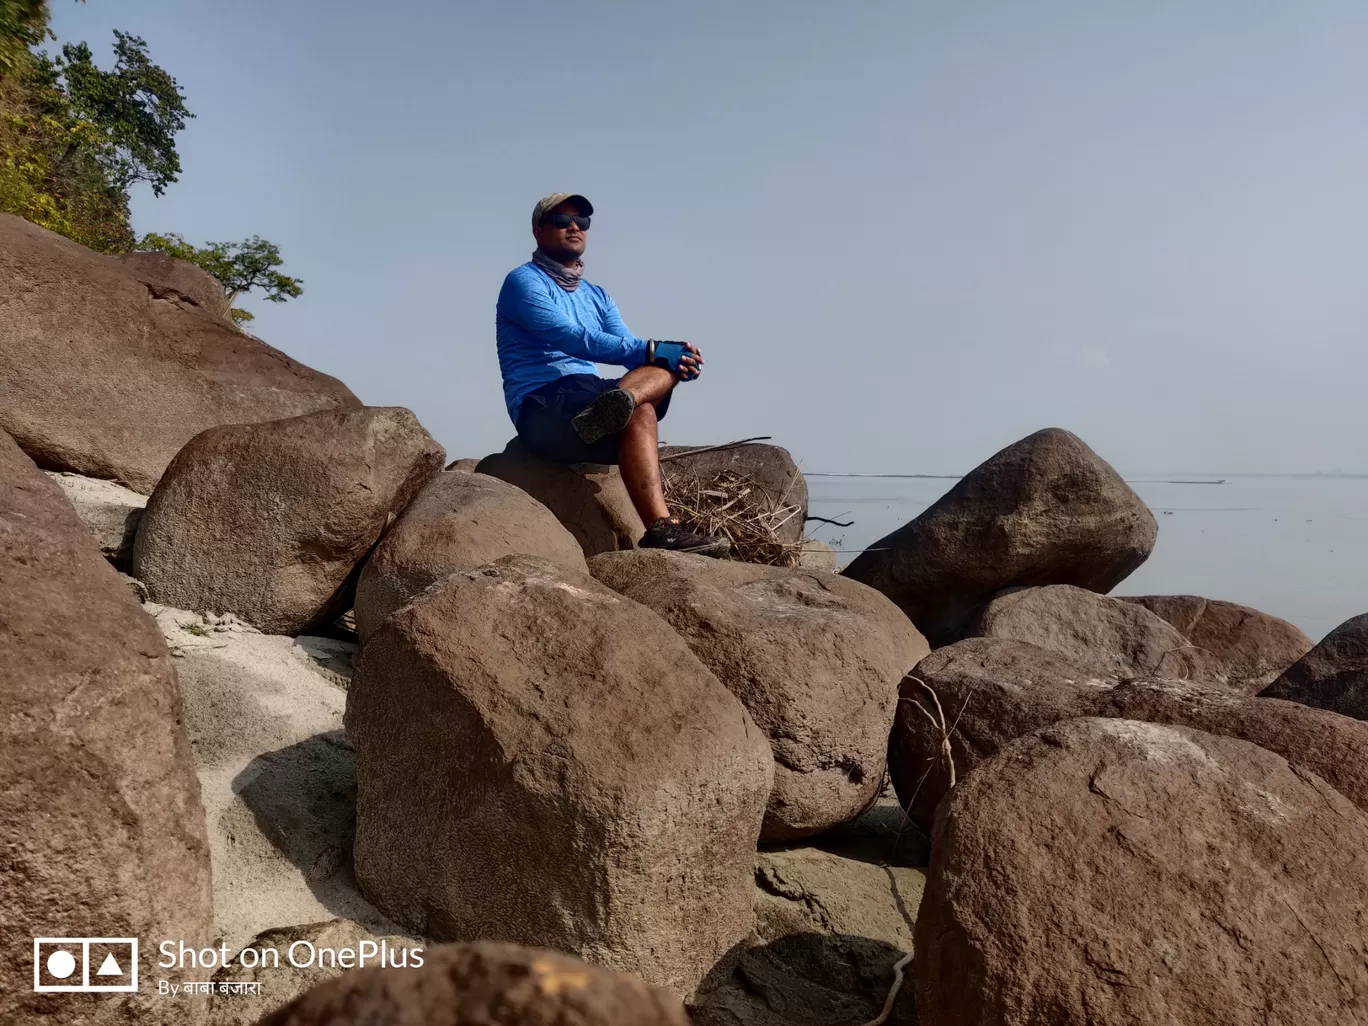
[677,342,704,381]
[648,341,705,381]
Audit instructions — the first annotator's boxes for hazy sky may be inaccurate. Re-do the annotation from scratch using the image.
[48,1,1368,475]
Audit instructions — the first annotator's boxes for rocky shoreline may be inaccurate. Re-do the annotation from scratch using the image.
[5,213,1368,1024]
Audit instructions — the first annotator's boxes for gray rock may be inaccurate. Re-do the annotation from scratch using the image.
[796,537,838,571]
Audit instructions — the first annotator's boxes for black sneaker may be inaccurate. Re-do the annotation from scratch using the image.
[639,516,731,557]
[571,388,636,444]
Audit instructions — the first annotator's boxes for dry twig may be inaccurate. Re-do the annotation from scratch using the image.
[661,463,804,566]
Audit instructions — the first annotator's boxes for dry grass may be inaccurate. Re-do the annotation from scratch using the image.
[661,465,805,566]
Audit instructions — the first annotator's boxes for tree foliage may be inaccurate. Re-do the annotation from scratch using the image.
[137,232,304,322]
[0,0,48,74]
[1,17,137,251]
[57,31,190,195]
[2,9,306,320]
[1,6,191,251]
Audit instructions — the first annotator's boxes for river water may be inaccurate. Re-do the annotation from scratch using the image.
[804,473,1367,640]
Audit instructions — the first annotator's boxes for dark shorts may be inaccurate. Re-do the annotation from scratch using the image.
[515,373,671,465]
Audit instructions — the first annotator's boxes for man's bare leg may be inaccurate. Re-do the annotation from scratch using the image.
[615,365,675,524]
[618,399,670,525]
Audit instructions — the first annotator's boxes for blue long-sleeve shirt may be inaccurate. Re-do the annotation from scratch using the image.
[496,262,650,422]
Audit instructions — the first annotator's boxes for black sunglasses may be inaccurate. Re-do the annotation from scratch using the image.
[541,213,591,230]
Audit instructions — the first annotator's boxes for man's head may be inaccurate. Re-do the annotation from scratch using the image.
[532,192,593,264]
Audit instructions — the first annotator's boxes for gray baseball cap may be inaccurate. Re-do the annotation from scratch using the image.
[532,192,594,227]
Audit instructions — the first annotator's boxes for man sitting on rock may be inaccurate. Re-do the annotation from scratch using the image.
[496,192,729,555]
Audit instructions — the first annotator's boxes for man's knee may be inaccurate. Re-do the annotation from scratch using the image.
[626,400,658,428]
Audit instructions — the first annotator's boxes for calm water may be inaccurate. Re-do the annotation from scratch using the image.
[805,473,1368,640]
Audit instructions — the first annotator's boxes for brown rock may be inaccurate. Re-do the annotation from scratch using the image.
[0,214,358,492]
[1260,613,1368,720]
[969,584,1228,683]
[354,470,588,639]
[256,942,689,1026]
[914,717,1368,1026]
[347,555,773,996]
[1119,594,1313,688]
[208,919,421,1026]
[113,249,232,322]
[589,549,927,840]
[0,430,213,1025]
[843,428,1156,644]
[660,442,808,544]
[890,637,1111,830]
[476,437,643,556]
[444,457,480,472]
[133,407,444,634]
[891,637,1368,831]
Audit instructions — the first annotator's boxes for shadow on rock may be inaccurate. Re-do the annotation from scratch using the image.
[797,797,930,870]
[691,933,917,1026]
[231,730,374,922]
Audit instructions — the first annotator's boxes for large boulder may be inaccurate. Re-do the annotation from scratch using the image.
[660,442,808,544]
[133,406,444,634]
[843,428,1156,644]
[0,430,213,1025]
[347,555,773,996]
[0,214,358,492]
[476,437,643,556]
[914,718,1368,1026]
[354,469,587,639]
[1119,594,1313,688]
[114,249,233,322]
[256,942,689,1026]
[968,584,1228,683]
[1260,613,1368,719]
[891,637,1368,830]
[589,549,927,840]
[44,469,147,567]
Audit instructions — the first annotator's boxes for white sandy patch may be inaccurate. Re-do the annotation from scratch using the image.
[147,603,401,952]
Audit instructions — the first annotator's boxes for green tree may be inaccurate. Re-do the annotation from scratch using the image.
[0,0,49,74]
[137,232,304,323]
[1,9,190,252]
[55,30,191,195]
